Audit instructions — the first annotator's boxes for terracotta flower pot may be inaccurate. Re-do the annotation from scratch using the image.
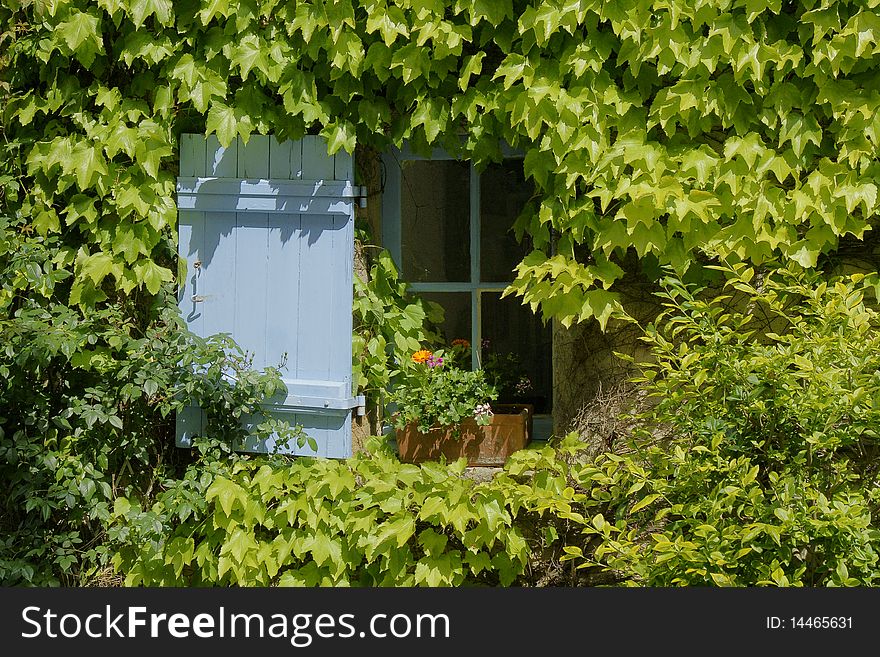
[396,404,533,466]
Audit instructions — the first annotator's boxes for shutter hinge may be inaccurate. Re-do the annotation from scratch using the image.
[355,395,366,416]
[357,186,368,209]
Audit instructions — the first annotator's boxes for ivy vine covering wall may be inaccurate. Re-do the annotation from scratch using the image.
[4,0,880,587]
[3,0,879,328]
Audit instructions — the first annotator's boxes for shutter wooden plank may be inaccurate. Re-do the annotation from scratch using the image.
[301,412,330,457]
[303,135,334,179]
[334,150,353,182]
[178,134,207,347]
[199,212,237,339]
[269,136,303,180]
[240,135,270,178]
[233,137,271,368]
[175,178,357,215]
[207,135,237,176]
[290,139,305,180]
[178,179,359,197]
[291,139,304,179]
[266,213,301,379]
[180,134,206,177]
[295,138,337,383]
[296,411,349,458]
[233,213,269,370]
[176,405,204,448]
[320,410,350,459]
[177,208,205,338]
[295,214,334,381]
[269,138,293,179]
[328,213,354,389]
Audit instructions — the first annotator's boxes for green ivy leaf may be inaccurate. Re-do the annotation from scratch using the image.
[459,52,485,91]
[198,0,231,25]
[134,259,173,295]
[787,240,821,268]
[206,102,253,147]
[308,533,342,567]
[80,252,115,285]
[70,141,109,190]
[129,0,173,29]
[57,10,103,67]
[323,120,356,154]
[230,35,270,81]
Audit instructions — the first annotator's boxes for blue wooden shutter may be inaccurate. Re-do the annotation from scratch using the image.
[175,134,363,458]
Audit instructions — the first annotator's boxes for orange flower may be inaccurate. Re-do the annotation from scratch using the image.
[412,349,432,364]
[451,339,470,348]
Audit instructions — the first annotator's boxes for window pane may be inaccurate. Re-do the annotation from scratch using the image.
[419,291,472,351]
[480,160,533,282]
[480,292,551,414]
[401,160,471,282]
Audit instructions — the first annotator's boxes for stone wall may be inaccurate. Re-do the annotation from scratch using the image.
[551,283,662,438]
[351,145,386,449]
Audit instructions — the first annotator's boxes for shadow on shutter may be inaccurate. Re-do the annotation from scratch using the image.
[175,134,363,458]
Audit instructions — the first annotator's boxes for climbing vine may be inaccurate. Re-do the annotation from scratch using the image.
[7,0,880,587]
[4,0,880,326]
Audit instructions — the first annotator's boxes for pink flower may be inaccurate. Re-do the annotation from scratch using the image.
[515,377,532,395]
[474,403,493,418]
[426,355,444,368]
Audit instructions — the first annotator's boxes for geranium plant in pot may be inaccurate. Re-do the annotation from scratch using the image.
[389,348,533,466]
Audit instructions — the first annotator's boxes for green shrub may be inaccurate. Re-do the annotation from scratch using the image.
[564,263,880,586]
[0,214,297,585]
[108,435,601,586]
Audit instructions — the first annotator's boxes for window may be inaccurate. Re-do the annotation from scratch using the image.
[383,147,553,420]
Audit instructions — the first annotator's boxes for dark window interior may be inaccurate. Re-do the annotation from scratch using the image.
[401,160,470,283]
